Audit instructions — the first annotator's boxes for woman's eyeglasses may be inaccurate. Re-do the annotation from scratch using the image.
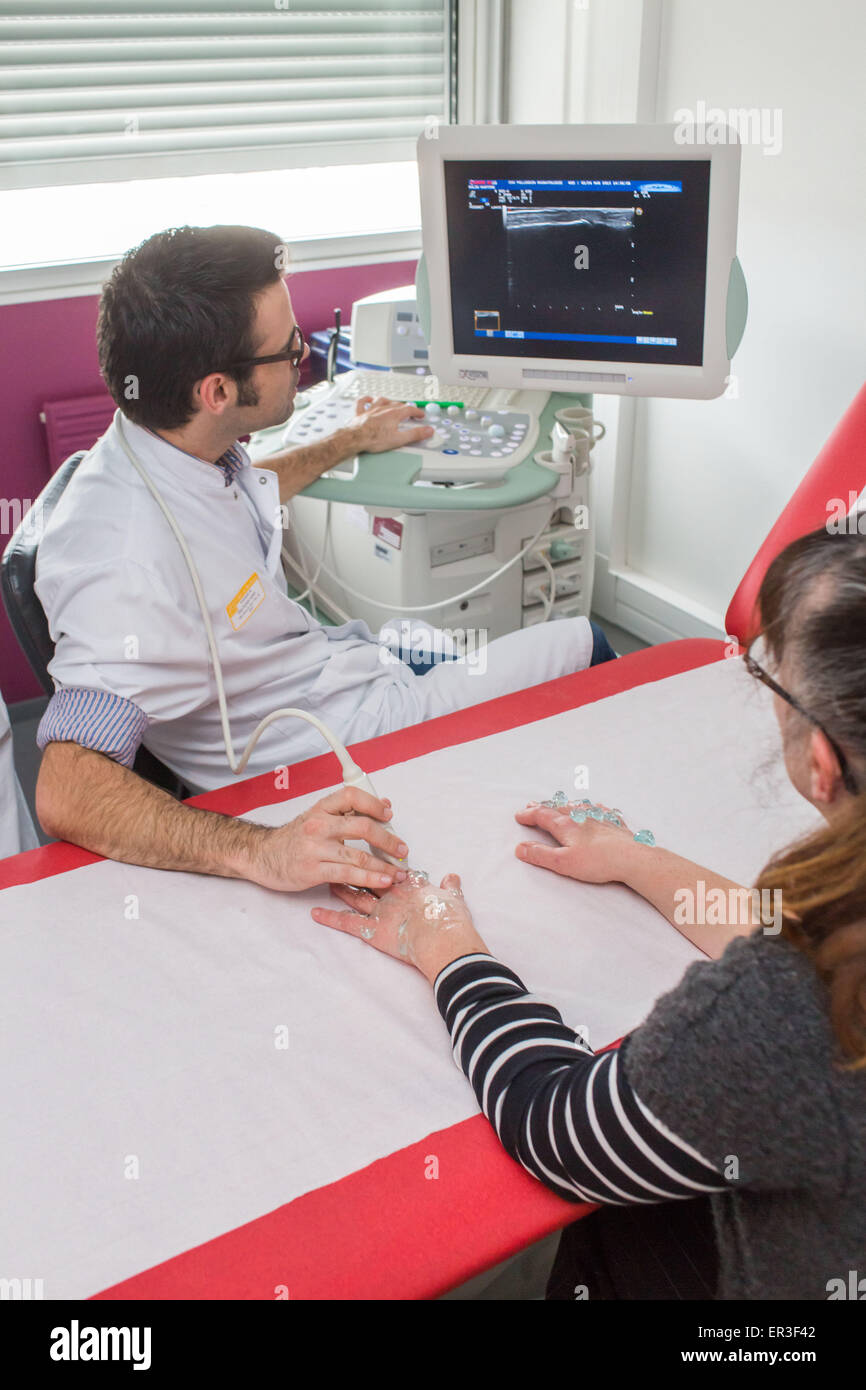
[743,650,859,796]
[225,323,306,372]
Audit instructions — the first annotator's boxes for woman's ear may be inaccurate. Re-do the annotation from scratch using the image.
[808,726,846,806]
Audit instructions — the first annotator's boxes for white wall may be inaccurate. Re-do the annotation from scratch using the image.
[507,0,571,121]
[505,0,866,637]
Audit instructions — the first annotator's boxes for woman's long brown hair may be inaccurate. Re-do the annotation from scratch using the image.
[751,522,866,1069]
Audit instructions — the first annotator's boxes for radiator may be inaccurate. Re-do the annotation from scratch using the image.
[40,392,116,475]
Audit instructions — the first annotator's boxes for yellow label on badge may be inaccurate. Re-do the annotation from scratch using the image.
[226,572,265,630]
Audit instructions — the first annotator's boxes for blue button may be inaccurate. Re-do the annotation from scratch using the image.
[442,448,458,454]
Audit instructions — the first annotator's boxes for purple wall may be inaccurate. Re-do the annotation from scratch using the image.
[0,257,418,703]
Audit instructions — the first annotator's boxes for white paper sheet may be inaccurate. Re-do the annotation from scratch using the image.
[0,657,822,1297]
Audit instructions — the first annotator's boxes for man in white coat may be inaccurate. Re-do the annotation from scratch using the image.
[35,225,614,893]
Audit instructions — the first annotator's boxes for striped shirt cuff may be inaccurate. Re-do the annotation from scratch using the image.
[36,687,148,767]
[434,953,727,1207]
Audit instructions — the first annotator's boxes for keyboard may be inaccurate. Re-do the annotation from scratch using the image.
[336,369,493,410]
[285,371,542,483]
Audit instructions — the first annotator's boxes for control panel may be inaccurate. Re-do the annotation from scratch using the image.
[282,377,542,484]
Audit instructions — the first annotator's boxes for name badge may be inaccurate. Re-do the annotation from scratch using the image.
[226,572,266,630]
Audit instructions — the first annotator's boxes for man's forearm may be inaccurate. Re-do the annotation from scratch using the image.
[255,425,362,503]
[37,742,266,879]
[621,843,757,958]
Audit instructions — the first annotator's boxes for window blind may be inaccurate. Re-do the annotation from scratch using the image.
[0,1,456,189]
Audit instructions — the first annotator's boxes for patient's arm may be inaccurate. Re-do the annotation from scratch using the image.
[617,844,760,959]
[36,741,408,893]
[514,801,761,960]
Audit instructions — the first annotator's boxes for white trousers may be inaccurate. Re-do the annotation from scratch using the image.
[343,615,596,745]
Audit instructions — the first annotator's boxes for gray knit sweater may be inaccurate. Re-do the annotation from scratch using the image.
[621,931,866,1299]
[435,932,866,1299]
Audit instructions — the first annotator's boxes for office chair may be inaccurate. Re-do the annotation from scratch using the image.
[1,451,189,799]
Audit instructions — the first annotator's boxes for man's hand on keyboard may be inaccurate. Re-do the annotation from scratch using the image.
[348,395,434,453]
[259,394,434,502]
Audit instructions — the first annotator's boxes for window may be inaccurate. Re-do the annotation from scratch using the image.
[0,161,423,276]
[0,2,457,190]
[0,3,456,291]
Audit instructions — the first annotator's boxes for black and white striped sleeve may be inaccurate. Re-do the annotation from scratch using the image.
[434,953,730,1206]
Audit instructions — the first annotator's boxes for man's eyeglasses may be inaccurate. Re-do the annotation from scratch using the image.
[743,650,859,796]
[225,323,306,372]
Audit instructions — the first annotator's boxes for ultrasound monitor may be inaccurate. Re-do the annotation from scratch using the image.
[417,124,744,399]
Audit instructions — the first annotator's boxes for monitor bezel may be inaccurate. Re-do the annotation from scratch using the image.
[417,123,741,399]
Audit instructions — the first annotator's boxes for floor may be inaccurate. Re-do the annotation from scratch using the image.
[439,1230,563,1300]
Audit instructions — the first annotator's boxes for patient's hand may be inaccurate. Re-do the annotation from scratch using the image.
[311,869,490,984]
[514,800,644,885]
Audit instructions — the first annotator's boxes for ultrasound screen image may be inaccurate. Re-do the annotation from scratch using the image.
[503,205,636,311]
[444,159,711,367]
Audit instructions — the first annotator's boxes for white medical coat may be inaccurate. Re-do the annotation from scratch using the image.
[35,415,421,791]
[35,414,594,793]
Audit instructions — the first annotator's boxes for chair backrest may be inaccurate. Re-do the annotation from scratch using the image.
[1,451,86,694]
[725,381,866,645]
[1,450,188,799]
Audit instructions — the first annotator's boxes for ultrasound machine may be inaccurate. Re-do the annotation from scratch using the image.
[247,123,746,639]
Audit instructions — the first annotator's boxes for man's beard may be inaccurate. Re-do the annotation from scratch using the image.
[235,373,295,427]
[234,375,259,410]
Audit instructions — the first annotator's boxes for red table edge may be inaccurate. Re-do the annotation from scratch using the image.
[72,638,720,1301]
[1,638,724,891]
[92,1107,618,1302]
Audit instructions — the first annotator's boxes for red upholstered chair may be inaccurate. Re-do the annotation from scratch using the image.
[725,381,866,647]
[571,381,866,701]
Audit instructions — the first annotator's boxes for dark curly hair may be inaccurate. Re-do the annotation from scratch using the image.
[97,224,287,430]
